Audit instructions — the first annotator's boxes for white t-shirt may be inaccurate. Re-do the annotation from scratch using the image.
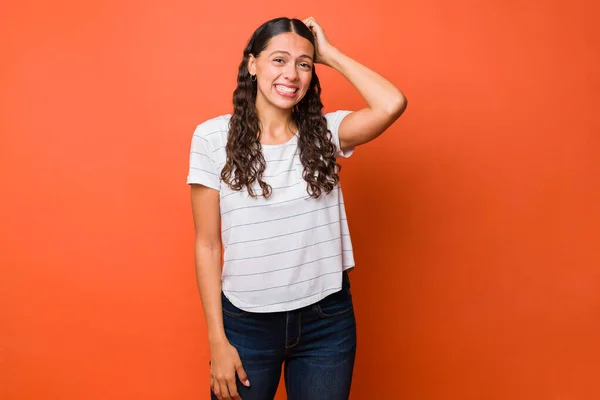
[187,110,355,312]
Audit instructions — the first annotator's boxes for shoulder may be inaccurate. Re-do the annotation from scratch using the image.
[324,110,353,130]
[192,114,232,147]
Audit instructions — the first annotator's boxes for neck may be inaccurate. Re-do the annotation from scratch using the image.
[254,95,297,143]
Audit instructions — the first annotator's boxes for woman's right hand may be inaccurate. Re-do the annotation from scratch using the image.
[210,340,250,400]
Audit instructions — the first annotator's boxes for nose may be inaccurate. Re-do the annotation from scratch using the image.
[284,64,298,81]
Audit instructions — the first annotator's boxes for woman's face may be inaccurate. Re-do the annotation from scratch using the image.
[248,32,314,112]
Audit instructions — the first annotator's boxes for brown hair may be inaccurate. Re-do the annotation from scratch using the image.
[221,17,341,199]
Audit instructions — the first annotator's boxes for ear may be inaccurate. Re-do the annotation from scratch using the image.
[247,54,257,76]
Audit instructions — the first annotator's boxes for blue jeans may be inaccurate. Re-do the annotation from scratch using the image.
[211,271,357,400]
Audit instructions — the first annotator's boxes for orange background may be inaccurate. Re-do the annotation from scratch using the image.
[2,0,599,399]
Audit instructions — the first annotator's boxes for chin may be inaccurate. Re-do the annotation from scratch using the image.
[269,97,298,111]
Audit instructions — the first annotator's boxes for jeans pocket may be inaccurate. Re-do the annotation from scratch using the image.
[314,273,353,318]
[221,292,249,318]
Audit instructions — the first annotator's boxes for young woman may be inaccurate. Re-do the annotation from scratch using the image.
[187,16,406,400]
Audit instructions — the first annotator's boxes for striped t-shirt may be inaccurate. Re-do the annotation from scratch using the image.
[187,110,355,313]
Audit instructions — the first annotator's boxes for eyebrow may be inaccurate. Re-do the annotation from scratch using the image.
[268,51,313,61]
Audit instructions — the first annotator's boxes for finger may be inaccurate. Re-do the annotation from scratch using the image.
[305,17,319,27]
[219,379,231,399]
[236,363,250,387]
[212,380,222,400]
[305,22,322,37]
[227,378,241,400]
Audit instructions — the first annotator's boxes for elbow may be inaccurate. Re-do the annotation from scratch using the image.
[194,237,222,254]
[387,94,407,119]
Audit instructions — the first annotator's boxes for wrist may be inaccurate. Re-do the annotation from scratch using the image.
[325,46,345,69]
[208,331,228,346]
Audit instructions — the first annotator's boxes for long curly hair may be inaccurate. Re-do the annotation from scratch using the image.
[220,17,341,199]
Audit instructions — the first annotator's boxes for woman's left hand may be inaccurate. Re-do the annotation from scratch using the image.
[302,17,337,67]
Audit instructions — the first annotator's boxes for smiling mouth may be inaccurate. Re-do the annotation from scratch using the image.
[275,85,298,94]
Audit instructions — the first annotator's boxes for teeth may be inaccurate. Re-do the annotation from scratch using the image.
[276,85,297,93]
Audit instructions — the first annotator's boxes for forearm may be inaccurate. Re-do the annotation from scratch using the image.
[195,243,227,344]
[327,47,406,115]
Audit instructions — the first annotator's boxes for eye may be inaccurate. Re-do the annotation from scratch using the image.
[299,62,312,69]
[273,58,285,63]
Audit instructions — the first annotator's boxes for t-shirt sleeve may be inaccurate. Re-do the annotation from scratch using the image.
[186,124,221,191]
[325,110,354,158]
